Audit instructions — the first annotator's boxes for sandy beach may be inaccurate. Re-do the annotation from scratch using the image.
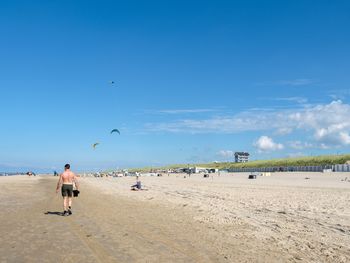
[0,173,349,262]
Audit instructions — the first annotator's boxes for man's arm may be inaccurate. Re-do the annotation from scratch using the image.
[73,173,79,190]
[56,174,62,193]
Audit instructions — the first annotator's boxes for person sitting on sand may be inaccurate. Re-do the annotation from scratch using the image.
[56,164,79,216]
[131,176,142,191]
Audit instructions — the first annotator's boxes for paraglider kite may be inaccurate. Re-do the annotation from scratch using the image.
[110,129,120,135]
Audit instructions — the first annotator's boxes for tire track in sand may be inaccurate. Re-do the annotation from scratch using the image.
[65,217,117,263]
[41,177,116,263]
[71,178,217,262]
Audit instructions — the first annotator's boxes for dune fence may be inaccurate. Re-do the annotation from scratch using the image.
[227,164,350,173]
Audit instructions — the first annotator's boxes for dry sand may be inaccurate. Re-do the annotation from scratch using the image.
[0,173,349,262]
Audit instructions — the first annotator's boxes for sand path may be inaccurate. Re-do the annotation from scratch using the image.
[0,176,229,262]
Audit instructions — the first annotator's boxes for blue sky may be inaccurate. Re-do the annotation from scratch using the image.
[1,0,350,172]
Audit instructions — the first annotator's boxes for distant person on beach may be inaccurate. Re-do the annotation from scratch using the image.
[131,176,142,191]
[56,164,79,216]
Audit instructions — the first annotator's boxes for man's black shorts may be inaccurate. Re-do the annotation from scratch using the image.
[61,184,73,197]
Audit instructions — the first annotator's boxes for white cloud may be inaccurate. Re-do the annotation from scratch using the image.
[288,141,313,150]
[146,109,217,114]
[274,97,308,104]
[275,127,293,135]
[217,150,234,158]
[340,132,350,144]
[256,78,315,87]
[328,89,350,100]
[145,100,350,149]
[145,112,288,133]
[254,136,284,152]
[288,100,350,146]
[313,125,350,145]
[278,78,314,86]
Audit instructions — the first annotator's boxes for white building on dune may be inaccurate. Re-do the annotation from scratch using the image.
[235,152,249,163]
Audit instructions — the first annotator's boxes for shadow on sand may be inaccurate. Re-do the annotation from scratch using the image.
[44,211,63,216]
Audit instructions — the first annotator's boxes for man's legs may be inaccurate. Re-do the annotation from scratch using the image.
[61,185,73,215]
[63,196,68,211]
[68,197,73,214]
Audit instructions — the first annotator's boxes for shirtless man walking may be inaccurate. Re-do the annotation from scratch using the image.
[56,164,79,216]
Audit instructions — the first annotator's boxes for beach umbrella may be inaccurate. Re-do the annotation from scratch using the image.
[92,143,99,149]
[110,129,120,135]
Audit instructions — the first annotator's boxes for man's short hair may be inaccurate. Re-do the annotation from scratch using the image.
[64,164,70,169]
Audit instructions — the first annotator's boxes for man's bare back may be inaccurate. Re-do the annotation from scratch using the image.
[61,170,76,185]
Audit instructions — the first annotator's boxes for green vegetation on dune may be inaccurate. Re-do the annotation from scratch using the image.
[129,154,350,172]
[199,154,350,169]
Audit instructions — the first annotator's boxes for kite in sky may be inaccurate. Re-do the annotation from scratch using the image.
[110,129,120,135]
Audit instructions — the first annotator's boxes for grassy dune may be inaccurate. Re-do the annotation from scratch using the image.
[201,154,350,169]
[130,154,350,172]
